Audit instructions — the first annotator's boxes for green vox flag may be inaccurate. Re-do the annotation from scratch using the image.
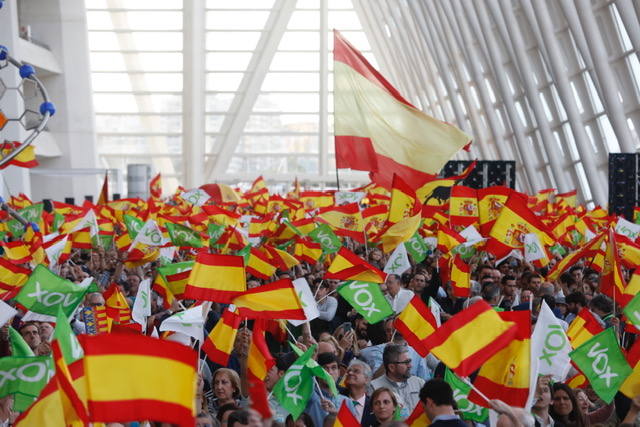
[569,328,632,403]
[208,223,226,246]
[308,223,342,254]
[13,392,36,412]
[623,292,640,330]
[7,204,43,238]
[15,265,93,317]
[166,222,203,248]
[283,219,304,237]
[451,244,477,260]
[237,245,251,263]
[158,261,194,283]
[53,306,84,365]
[550,243,567,257]
[444,368,488,422]
[52,212,65,233]
[0,356,53,399]
[337,281,393,324]
[405,232,428,263]
[9,327,34,357]
[123,214,144,239]
[273,344,316,419]
[291,343,338,396]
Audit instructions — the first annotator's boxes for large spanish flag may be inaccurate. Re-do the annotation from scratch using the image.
[202,308,241,366]
[477,186,511,235]
[334,400,360,427]
[449,185,479,231]
[469,310,531,408]
[184,253,246,303]
[246,248,278,280]
[79,334,197,426]
[294,237,323,264]
[317,202,364,243]
[422,300,518,377]
[324,247,386,283]
[388,174,421,224]
[394,295,438,357]
[566,307,604,349]
[333,30,470,189]
[405,402,431,427]
[247,320,274,418]
[449,254,470,298]
[620,338,640,398]
[231,279,305,320]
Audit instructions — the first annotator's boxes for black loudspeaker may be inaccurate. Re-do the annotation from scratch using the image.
[85,195,93,202]
[113,193,121,201]
[64,197,75,205]
[42,199,53,213]
[608,153,639,220]
[441,160,516,189]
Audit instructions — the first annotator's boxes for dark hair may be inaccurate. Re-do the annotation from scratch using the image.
[566,292,586,307]
[482,284,501,302]
[382,344,407,370]
[559,272,577,287]
[215,403,239,423]
[568,265,583,274]
[227,409,251,427]
[419,378,455,406]
[549,383,586,427]
[275,352,298,372]
[501,275,516,285]
[317,352,338,367]
[18,321,39,333]
[589,294,613,315]
[285,412,313,427]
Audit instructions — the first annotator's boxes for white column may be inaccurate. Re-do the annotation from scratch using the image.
[182,0,206,188]
[319,0,328,178]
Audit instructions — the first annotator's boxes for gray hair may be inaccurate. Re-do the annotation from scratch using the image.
[382,344,408,371]
[348,358,372,381]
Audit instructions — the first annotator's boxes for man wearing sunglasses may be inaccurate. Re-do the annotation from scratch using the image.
[370,344,425,419]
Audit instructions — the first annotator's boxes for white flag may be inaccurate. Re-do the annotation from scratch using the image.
[384,244,411,275]
[68,209,99,236]
[0,300,17,328]
[459,225,484,245]
[289,278,320,327]
[134,219,165,247]
[524,233,545,262]
[335,191,365,205]
[615,217,640,240]
[531,301,571,382]
[160,304,205,342]
[44,234,68,268]
[180,189,210,207]
[131,278,152,331]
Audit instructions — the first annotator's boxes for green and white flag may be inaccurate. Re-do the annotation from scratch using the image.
[308,224,342,254]
[337,281,393,324]
[623,291,640,330]
[133,219,165,247]
[123,214,144,239]
[16,266,93,317]
[291,343,338,396]
[132,278,152,331]
[158,260,194,282]
[53,306,83,365]
[405,232,428,263]
[444,368,489,422]
[181,188,210,207]
[549,243,567,257]
[0,356,53,400]
[208,223,226,246]
[159,304,205,342]
[7,204,43,238]
[52,212,65,233]
[166,222,203,248]
[0,300,16,329]
[569,328,632,403]
[289,278,320,327]
[384,243,411,275]
[273,344,315,419]
[335,191,365,205]
[9,327,34,357]
[530,301,572,382]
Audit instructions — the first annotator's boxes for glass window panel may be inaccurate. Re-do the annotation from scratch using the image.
[288,11,319,30]
[123,11,182,30]
[206,94,236,113]
[206,52,253,71]
[237,135,318,153]
[207,0,274,9]
[206,32,262,51]
[297,0,319,9]
[137,73,183,91]
[206,136,217,152]
[90,0,182,9]
[206,11,270,30]
[95,114,181,133]
[86,11,114,30]
[270,52,319,71]
[328,11,361,30]
[244,114,318,133]
[574,162,593,204]
[254,93,319,112]
[91,73,133,91]
[85,0,108,8]
[278,32,319,50]
[227,155,319,174]
[88,32,120,50]
[561,122,580,160]
[597,115,620,152]
[262,73,319,91]
[90,52,182,72]
[131,33,183,50]
[206,114,226,133]
[206,73,245,92]
[93,94,182,113]
[611,4,633,51]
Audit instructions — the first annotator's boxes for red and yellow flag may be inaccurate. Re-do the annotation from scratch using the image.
[231,279,305,320]
[394,295,438,357]
[203,308,241,367]
[469,310,531,408]
[388,174,421,224]
[422,300,518,376]
[601,229,631,305]
[333,30,470,190]
[477,185,511,235]
[246,248,278,280]
[51,340,89,425]
[566,307,604,349]
[0,141,38,169]
[97,173,109,205]
[149,173,162,199]
[294,237,323,264]
[621,338,640,398]
[79,333,197,427]
[324,247,386,283]
[0,257,30,299]
[184,253,246,303]
[404,402,431,427]
[247,320,274,419]
[300,191,334,210]
[437,224,465,253]
[103,283,131,324]
[450,254,470,298]
[449,185,478,232]
[318,203,364,243]
[1,240,31,264]
[333,400,360,427]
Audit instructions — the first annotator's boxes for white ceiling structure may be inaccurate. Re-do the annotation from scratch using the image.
[86,0,640,206]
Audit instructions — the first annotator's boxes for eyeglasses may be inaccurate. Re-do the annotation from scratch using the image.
[392,360,411,365]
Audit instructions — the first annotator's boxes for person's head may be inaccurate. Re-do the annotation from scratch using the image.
[226,409,261,427]
[371,387,398,423]
[528,274,543,292]
[566,292,586,314]
[569,266,583,283]
[315,282,331,300]
[19,322,41,351]
[317,338,338,356]
[419,379,456,419]
[213,368,241,403]
[85,292,105,307]
[384,317,395,342]
[354,315,368,340]
[216,403,239,426]
[196,412,216,427]
[559,272,577,291]
[589,294,613,319]
[521,289,533,304]
[317,352,340,382]
[285,413,314,427]
[265,351,296,391]
[382,344,411,381]
[385,274,402,296]
[126,273,141,295]
[477,264,493,279]
[481,283,501,306]
[532,376,552,413]
[345,359,372,390]
[501,275,517,297]
[38,322,54,342]
[538,282,555,297]
[410,273,428,293]
[550,383,584,424]
[575,389,591,414]
[246,280,261,289]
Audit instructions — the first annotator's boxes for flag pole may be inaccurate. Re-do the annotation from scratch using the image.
[461,376,491,405]
[335,167,341,192]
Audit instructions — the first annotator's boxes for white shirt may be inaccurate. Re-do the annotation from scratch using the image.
[388,288,414,314]
[350,394,366,421]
